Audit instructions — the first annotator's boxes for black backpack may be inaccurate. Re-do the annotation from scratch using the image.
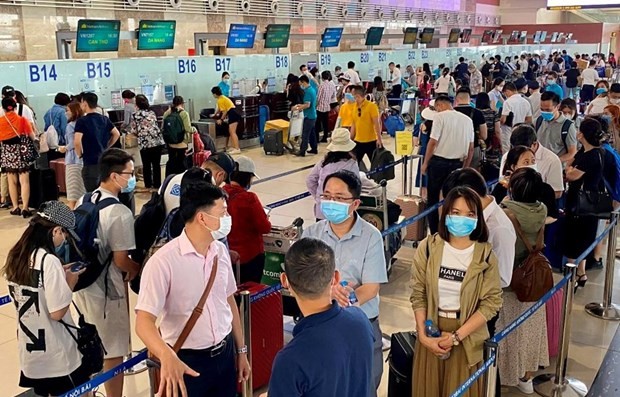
[162,110,185,144]
[369,147,396,183]
[61,302,107,376]
[535,116,573,152]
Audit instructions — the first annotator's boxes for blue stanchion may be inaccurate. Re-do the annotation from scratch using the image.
[266,191,312,209]
[574,218,618,265]
[58,350,148,397]
[449,353,496,397]
[366,157,405,177]
[253,164,315,185]
[381,201,443,238]
[0,295,10,306]
[250,284,283,303]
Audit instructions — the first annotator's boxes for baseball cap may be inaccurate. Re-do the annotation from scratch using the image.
[528,80,540,90]
[514,78,528,90]
[235,156,259,178]
[339,73,352,82]
[37,201,80,242]
[2,85,15,98]
[209,152,236,176]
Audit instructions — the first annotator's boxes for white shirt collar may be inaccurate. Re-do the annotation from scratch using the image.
[483,196,500,222]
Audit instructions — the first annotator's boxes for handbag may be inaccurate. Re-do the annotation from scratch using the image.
[573,150,614,218]
[148,256,219,397]
[61,302,107,375]
[5,115,38,164]
[124,133,139,149]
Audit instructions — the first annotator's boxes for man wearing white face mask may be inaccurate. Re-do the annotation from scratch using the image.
[136,179,250,397]
[302,170,387,395]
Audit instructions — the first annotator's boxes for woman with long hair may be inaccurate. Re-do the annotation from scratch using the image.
[476,92,501,157]
[586,80,611,115]
[212,86,242,154]
[373,76,388,113]
[418,75,433,108]
[306,128,359,220]
[410,186,502,397]
[58,102,86,209]
[2,201,90,397]
[130,94,165,190]
[603,104,620,152]
[434,67,456,96]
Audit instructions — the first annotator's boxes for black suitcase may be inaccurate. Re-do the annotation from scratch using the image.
[388,331,416,397]
[29,168,59,210]
[264,129,284,156]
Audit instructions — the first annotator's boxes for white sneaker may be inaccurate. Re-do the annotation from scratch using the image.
[382,337,391,352]
[227,148,241,155]
[517,378,534,394]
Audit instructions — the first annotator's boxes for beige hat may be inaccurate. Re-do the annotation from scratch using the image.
[421,107,438,121]
[235,155,259,178]
[327,128,356,152]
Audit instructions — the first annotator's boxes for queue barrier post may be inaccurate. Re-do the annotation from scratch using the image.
[533,263,588,397]
[585,212,620,320]
[239,290,253,397]
[401,155,409,196]
[483,340,498,397]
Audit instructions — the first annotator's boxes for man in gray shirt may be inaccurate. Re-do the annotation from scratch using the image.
[302,170,388,395]
[536,91,577,163]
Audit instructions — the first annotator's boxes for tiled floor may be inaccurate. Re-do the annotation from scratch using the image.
[1,136,619,396]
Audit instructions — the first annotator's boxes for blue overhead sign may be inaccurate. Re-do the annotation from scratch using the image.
[226,24,257,49]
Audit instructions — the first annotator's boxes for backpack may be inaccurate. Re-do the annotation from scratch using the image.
[70,192,118,291]
[60,302,107,376]
[535,117,573,153]
[162,110,185,144]
[369,147,396,183]
[602,143,620,202]
[504,209,554,302]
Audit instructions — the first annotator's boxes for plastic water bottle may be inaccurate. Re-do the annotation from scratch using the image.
[340,281,359,306]
[424,319,450,360]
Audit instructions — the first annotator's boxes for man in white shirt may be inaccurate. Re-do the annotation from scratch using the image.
[421,95,474,234]
[580,59,599,103]
[500,82,533,153]
[347,61,361,85]
[387,62,402,100]
[502,124,565,198]
[527,80,542,120]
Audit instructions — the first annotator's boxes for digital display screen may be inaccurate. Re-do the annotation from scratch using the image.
[482,30,494,43]
[533,31,542,43]
[550,32,559,42]
[226,24,257,49]
[76,19,120,53]
[420,28,435,44]
[365,27,385,46]
[547,0,620,10]
[448,28,461,44]
[264,24,290,49]
[540,31,548,42]
[321,27,344,48]
[508,30,520,44]
[137,20,176,50]
[493,30,503,43]
[403,27,418,45]
[461,29,472,43]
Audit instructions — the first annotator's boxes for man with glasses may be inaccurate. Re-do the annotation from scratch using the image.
[74,148,141,397]
[350,85,382,167]
[302,170,387,395]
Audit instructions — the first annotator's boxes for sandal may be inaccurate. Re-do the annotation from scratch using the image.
[575,273,588,293]
[21,209,32,218]
[10,208,21,216]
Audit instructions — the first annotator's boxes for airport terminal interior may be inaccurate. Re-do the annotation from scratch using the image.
[4,0,620,396]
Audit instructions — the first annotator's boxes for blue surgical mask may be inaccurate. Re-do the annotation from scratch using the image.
[122,176,136,193]
[55,240,69,263]
[320,200,351,224]
[602,114,612,124]
[345,93,355,102]
[597,88,607,95]
[445,215,478,237]
[546,79,556,85]
[541,111,555,121]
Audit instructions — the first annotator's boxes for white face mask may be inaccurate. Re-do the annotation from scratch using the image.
[525,164,538,172]
[611,98,620,105]
[204,214,232,240]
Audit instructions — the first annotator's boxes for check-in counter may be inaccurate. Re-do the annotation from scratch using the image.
[261,92,290,121]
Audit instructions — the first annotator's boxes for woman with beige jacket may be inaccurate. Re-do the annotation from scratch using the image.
[410,186,503,397]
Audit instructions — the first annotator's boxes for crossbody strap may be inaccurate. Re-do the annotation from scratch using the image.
[171,255,219,352]
[4,115,19,139]
[503,208,544,252]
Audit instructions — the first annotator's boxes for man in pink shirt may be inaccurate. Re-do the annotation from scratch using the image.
[135,180,250,397]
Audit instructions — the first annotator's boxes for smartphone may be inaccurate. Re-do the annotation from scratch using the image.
[70,261,88,272]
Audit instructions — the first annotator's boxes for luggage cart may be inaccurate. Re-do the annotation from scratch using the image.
[284,110,304,153]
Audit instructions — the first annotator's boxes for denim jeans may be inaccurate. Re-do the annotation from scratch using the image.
[299,117,317,155]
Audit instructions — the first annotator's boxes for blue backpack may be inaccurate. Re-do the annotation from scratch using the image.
[602,143,620,202]
[70,192,118,291]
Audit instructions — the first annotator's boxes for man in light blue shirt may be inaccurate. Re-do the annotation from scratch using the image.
[302,170,388,394]
[545,71,564,100]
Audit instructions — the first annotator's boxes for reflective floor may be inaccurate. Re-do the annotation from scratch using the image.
[1,135,619,396]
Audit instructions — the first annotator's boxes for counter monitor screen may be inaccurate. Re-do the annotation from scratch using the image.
[519,31,528,43]
[448,28,460,44]
[76,19,121,53]
[493,29,503,43]
[550,32,559,42]
[307,61,317,70]
[403,27,418,45]
[264,24,291,49]
[137,20,176,50]
[226,24,257,49]
[533,31,542,43]
[461,29,472,43]
[321,27,344,48]
[481,30,494,43]
[420,28,435,44]
[508,30,520,44]
[365,27,385,46]
[540,31,548,42]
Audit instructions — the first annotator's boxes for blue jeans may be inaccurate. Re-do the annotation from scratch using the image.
[300,117,317,155]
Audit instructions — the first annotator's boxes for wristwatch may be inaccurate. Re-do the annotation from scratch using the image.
[451,331,461,346]
[236,345,248,355]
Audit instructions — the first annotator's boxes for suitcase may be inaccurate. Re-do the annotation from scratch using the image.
[546,288,563,358]
[29,168,59,209]
[49,158,66,194]
[388,331,416,397]
[236,282,284,391]
[394,195,427,241]
[264,129,284,155]
[327,108,338,133]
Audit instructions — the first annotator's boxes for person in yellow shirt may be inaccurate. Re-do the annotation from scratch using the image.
[350,85,382,165]
[337,87,356,130]
[212,86,241,154]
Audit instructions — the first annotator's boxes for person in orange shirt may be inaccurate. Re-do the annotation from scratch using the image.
[0,97,36,217]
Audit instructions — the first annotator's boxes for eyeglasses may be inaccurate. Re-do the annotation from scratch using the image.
[320,194,357,203]
[118,171,135,177]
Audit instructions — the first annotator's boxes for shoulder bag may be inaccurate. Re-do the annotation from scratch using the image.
[5,115,39,164]
[573,149,613,218]
[147,256,219,397]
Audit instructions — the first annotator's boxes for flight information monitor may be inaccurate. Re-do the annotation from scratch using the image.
[76,19,120,52]
[321,27,344,48]
[137,20,176,50]
[264,24,290,49]
[420,28,435,44]
[365,27,385,46]
[403,27,418,45]
[226,24,257,49]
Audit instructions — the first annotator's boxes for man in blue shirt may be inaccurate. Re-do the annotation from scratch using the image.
[267,237,374,397]
[302,170,388,394]
[43,92,71,147]
[294,75,318,157]
[544,71,564,99]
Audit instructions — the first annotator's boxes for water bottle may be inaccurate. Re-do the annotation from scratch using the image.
[424,319,450,360]
[340,281,359,306]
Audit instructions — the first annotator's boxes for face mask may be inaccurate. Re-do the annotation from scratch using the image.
[204,214,232,240]
[445,215,478,238]
[602,114,613,124]
[611,98,620,105]
[541,111,555,121]
[597,88,607,95]
[525,164,538,172]
[122,175,136,193]
[344,93,355,102]
[320,200,351,224]
[223,78,230,84]
[497,86,504,91]
[547,79,556,85]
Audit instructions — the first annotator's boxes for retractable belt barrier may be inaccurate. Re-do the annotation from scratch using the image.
[0,295,10,306]
[449,353,497,397]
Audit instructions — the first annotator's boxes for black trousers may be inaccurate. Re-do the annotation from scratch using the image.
[354,140,377,167]
[165,146,187,177]
[427,156,463,234]
[315,111,330,142]
[81,164,99,193]
[140,146,163,188]
[236,253,265,284]
[389,85,402,103]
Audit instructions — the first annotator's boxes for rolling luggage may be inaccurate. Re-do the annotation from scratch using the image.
[264,129,284,155]
[29,168,59,209]
[388,331,416,397]
[546,288,564,358]
[49,158,66,194]
[394,158,427,241]
[327,108,338,134]
[236,282,283,392]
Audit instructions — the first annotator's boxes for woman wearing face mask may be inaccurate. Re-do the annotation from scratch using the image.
[306,128,359,221]
[603,104,620,152]
[410,186,502,397]
[218,72,231,97]
[488,78,505,112]
[211,86,241,155]
[434,67,456,97]
[497,168,549,394]
[586,80,611,115]
[336,87,356,130]
[2,201,90,397]
[560,98,580,129]
[564,118,611,291]
[223,156,271,283]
